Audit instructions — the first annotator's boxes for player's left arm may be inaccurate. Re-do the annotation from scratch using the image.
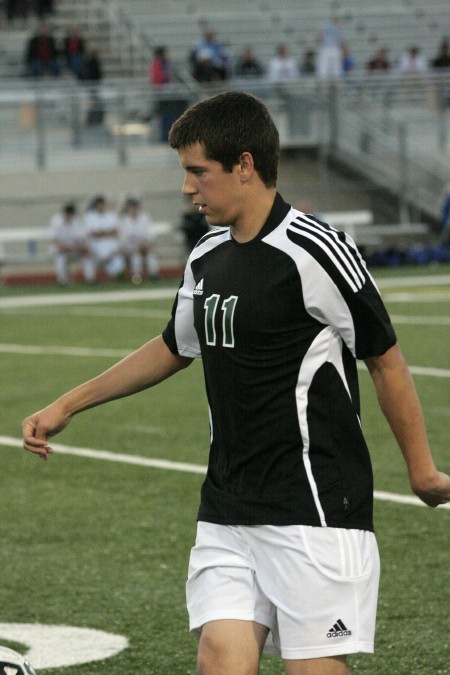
[364,343,450,507]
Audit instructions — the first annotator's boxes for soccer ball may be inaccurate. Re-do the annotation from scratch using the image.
[0,646,36,675]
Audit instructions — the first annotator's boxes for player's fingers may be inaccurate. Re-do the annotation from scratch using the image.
[22,417,54,458]
[22,432,53,452]
[23,441,53,460]
[414,474,450,507]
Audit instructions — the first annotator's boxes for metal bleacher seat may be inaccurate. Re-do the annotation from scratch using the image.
[113,0,450,76]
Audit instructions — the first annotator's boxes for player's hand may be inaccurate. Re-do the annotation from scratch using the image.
[22,403,71,460]
[410,470,450,507]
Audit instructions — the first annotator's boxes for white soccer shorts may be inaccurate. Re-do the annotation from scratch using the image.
[186,521,380,660]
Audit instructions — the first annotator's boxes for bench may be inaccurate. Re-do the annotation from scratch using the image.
[0,222,185,283]
[322,211,431,249]
[322,210,374,231]
[0,227,52,266]
[0,214,432,284]
[346,222,431,249]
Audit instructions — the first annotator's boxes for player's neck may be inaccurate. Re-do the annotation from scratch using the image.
[230,189,276,243]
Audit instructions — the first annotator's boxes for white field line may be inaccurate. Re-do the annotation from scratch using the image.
[375,274,450,288]
[391,365,450,378]
[0,342,448,378]
[0,287,176,309]
[383,291,450,302]
[1,435,448,511]
[1,435,206,474]
[0,343,130,358]
[390,315,450,326]
[0,306,171,319]
[3,305,450,326]
[0,274,448,311]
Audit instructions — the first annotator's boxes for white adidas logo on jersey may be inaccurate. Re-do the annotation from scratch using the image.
[193,278,204,295]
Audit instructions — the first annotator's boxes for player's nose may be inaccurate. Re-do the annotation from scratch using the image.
[182,173,197,196]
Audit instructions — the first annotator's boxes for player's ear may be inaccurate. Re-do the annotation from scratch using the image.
[238,151,254,181]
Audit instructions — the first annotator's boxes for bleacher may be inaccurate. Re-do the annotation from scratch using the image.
[1,0,449,78]
[0,0,448,283]
[115,0,450,69]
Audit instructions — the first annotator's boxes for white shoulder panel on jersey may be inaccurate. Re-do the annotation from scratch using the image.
[173,227,230,358]
[263,208,360,356]
[189,227,231,264]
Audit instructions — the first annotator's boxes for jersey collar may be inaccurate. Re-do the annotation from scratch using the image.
[257,192,291,240]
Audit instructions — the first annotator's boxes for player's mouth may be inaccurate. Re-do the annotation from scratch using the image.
[196,203,207,213]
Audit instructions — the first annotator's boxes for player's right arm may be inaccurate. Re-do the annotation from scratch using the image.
[22,335,192,460]
[364,343,450,507]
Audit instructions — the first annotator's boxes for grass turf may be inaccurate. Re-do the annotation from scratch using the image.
[0,266,448,674]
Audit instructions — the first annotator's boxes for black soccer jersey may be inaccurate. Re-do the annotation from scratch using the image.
[163,193,396,531]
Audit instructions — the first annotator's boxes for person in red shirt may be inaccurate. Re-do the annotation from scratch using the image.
[148,46,187,143]
[149,45,172,86]
[63,25,85,77]
[25,20,60,77]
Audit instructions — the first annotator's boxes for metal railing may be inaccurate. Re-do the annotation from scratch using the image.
[0,73,449,220]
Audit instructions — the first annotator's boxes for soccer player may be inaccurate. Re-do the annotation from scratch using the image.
[119,196,160,281]
[47,201,90,285]
[83,195,126,281]
[22,92,450,675]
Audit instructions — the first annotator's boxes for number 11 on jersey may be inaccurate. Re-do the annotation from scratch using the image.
[204,294,238,348]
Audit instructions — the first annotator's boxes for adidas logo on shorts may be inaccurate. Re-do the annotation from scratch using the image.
[326,619,352,638]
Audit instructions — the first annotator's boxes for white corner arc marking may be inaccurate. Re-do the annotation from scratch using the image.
[0,623,128,669]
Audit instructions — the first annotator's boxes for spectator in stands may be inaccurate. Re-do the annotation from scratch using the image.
[83,195,126,281]
[316,15,344,80]
[234,46,264,78]
[191,47,221,83]
[119,196,159,282]
[7,0,54,21]
[397,46,428,75]
[440,184,450,244]
[341,42,356,75]
[34,0,54,18]
[300,49,316,75]
[366,47,391,72]
[79,48,103,82]
[190,26,230,81]
[431,38,450,70]
[268,43,298,83]
[63,25,85,78]
[79,49,104,126]
[149,45,186,142]
[7,0,30,22]
[48,202,90,286]
[149,45,172,86]
[24,20,60,77]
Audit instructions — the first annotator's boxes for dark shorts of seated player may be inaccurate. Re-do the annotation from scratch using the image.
[186,521,379,660]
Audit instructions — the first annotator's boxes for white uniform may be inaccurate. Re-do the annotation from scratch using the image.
[317,19,343,80]
[397,50,428,74]
[119,211,159,278]
[268,55,298,83]
[84,208,125,280]
[48,212,89,284]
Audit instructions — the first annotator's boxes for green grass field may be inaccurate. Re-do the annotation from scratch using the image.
[0,265,449,674]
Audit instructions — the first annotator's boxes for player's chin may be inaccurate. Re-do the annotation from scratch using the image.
[205,213,225,227]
